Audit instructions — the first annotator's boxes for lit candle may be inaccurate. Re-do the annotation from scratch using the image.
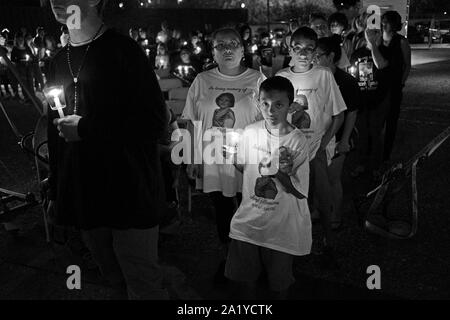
[46,49,51,57]
[183,66,189,75]
[33,47,38,55]
[224,130,241,154]
[145,48,150,56]
[25,54,30,61]
[195,46,201,54]
[177,65,183,74]
[251,44,258,53]
[44,87,66,118]
[349,66,357,77]
[144,39,149,46]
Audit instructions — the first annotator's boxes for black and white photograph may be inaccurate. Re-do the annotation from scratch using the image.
[0,0,449,309]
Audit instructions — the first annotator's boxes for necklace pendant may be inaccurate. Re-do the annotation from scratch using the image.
[74,77,78,84]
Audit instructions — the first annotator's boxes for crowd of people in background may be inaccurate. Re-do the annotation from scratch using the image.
[1,0,412,300]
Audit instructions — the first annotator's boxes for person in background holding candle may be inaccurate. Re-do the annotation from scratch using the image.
[41,35,57,82]
[26,33,45,92]
[172,47,199,85]
[155,43,170,70]
[225,76,311,299]
[182,27,265,284]
[349,22,392,180]
[46,0,169,299]
[11,31,34,101]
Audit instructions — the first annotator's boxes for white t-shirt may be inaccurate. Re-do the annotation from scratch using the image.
[230,121,312,256]
[182,67,265,196]
[276,65,347,160]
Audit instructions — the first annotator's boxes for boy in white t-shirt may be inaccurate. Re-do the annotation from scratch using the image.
[276,27,346,265]
[224,76,311,299]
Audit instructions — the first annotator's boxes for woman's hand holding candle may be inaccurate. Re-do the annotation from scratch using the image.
[53,115,82,142]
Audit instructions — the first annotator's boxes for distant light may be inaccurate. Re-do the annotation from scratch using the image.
[178,0,183,4]
[241,2,246,8]
[147,0,152,3]
[118,2,123,8]
[140,2,144,6]
[445,12,448,15]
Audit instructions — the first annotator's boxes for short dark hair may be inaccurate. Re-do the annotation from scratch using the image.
[382,11,403,32]
[211,27,244,46]
[260,76,295,105]
[328,12,349,31]
[309,13,327,25]
[291,26,318,45]
[316,36,342,63]
[333,0,361,10]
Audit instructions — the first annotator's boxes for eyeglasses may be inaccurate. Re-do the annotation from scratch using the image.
[213,41,241,51]
[290,45,316,55]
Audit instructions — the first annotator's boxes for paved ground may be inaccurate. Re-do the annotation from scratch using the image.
[1,48,450,300]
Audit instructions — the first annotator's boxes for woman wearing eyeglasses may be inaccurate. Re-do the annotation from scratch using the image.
[182,27,265,283]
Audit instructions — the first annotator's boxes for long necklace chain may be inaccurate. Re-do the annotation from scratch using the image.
[66,23,105,115]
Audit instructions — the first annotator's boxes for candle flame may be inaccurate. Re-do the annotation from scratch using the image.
[47,88,62,98]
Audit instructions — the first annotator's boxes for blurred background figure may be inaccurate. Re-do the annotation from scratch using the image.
[172,47,199,85]
[155,43,170,70]
[11,31,33,101]
[129,27,139,42]
[381,11,411,165]
[60,25,69,47]
[238,24,254,68]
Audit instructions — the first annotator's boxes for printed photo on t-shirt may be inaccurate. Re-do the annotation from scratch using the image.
[253,146,295,201]
[212,92,236,128]
[291,93,311,130]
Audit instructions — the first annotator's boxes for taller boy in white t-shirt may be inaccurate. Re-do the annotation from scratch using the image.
[224,76,311,299]
[276,27,346,265]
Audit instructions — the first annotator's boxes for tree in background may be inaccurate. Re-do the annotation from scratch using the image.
[183,0,334,24]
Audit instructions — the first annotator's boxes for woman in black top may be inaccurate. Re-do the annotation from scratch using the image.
[381,11,411,163]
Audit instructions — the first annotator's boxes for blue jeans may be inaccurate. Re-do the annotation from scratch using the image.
[82,226,168,300]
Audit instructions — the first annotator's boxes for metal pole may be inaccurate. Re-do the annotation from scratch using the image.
[267,0,270,32]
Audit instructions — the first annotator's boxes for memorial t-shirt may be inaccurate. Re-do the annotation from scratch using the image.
[230,120,312,256]
[276,65,347,160]
[349,45,392,107]
[182,67,265,196]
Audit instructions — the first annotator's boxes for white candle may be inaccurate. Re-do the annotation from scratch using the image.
[53,96,65,118]
[145,49,150,56]
[225,131,241,154]
[45,87,66,118]
[251,44,258,53]
[25,54,30,61]
[46,49,51,57]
